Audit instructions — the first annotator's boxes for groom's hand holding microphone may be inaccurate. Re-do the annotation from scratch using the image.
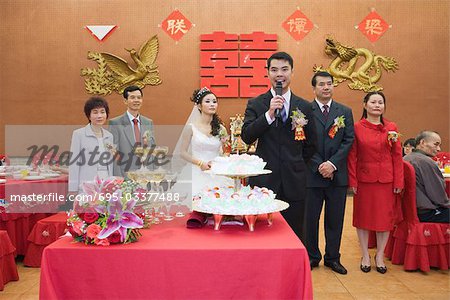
[268,81,285,122]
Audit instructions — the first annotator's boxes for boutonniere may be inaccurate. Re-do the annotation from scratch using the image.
[104,142,117,156]
[387,131,401,147]
[290,109,308,141]
[328,116,345,139]
[142,130,153,146]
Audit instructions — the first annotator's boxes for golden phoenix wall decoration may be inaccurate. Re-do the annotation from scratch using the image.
[81,35,162,95]
[313,37,398,92]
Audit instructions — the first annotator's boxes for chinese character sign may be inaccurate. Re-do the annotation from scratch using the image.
[161,10,192,41]
[200,31,277,98]
[357,11,390,42]
[282,9,314,41]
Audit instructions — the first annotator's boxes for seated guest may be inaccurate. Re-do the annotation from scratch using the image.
[402,138,416,156]
[68,97,114,194]
[404,131,450,223]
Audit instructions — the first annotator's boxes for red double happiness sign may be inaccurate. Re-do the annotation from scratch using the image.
[200,31,278,98]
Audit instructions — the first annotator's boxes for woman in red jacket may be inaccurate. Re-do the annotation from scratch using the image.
[347,92,403,274]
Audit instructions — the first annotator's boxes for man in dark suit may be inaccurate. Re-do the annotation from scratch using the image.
[242,52,317,243]
[305,71,354,274]
[109,85,155,177]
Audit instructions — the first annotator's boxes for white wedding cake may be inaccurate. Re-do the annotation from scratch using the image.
[210,154,267,175]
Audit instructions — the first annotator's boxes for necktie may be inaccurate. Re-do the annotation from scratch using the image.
[322,104,329,120]
[280,105,287,123]
[132,118,141,145]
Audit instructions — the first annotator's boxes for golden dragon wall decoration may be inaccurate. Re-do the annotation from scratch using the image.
[314,37,398,92]
[81,35,162,95]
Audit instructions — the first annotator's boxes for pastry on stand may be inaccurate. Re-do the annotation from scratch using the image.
[192,154,289,231]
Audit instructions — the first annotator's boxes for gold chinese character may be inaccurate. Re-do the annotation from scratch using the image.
[287,18,309,34]
[167,19,188,35]
[365,19,383,35]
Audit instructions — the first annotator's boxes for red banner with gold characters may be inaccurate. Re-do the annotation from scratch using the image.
[282,9,314,41]
[161,9,192,41]
[200,31,277,98]
[357,11,390,43]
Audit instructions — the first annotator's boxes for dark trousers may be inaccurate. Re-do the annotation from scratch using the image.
[278,187,306,244]
[418,207,450,223]
[305,186,347,263]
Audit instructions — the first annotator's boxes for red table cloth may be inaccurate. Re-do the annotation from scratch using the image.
[40,213,313,300]
[0,175,67,255]
[0,230,19,291]
[24,212,68,267]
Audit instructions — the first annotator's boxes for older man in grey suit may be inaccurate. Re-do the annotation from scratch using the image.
[109,86,155,177]
[306,72,354,275]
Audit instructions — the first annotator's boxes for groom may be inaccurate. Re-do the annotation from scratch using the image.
[241,52,316,243]
[109,85,155,177]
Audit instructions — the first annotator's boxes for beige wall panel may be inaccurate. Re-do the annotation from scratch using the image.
[0,0,448,154]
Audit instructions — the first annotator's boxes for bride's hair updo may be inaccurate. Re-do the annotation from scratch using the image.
[191,87,223,136]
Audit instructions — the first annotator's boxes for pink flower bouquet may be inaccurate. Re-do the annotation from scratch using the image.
[67,176,144,246]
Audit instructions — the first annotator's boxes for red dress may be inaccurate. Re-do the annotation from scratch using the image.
[347,119,404,231]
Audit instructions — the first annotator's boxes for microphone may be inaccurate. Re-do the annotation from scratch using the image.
[275,81,283,125]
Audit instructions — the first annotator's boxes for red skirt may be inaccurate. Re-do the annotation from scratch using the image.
[352,182,395,231]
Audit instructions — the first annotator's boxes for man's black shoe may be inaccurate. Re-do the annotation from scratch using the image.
[310,260,319,270]
[324,261,347,275]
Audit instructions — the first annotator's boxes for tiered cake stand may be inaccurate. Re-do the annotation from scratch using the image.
[193,170,289,231]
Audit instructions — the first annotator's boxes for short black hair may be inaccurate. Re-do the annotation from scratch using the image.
[84,97,109,122]
[267,52,293,69]
[123,85,143,99]
[312,71,334,86]
[403,138,416,147]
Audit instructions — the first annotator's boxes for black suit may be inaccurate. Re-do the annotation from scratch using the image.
[242,90,316,242]
[305,100,354,263]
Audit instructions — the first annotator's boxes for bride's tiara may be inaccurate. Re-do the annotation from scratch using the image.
[194,87,211,103]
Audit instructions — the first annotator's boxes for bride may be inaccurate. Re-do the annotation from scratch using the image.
[172,87,232,199]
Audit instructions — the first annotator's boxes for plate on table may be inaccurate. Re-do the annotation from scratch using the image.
[0,179,6,184]
[24,175,46,181]
[40,173,60,178]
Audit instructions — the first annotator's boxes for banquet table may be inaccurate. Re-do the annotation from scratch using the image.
[40,213,313,300]
[0,175,68,255]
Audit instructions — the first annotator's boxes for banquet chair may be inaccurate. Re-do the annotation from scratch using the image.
[0,230,19,290]
[386,161,450,271]
[23,212,68,267]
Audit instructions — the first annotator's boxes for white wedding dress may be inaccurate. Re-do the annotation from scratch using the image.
[172,124,232,203]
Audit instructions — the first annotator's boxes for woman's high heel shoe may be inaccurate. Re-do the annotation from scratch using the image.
[360,257,371,273]
[375,257,387,274]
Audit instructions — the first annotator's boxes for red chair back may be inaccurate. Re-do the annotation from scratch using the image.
[401,161,420,224]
